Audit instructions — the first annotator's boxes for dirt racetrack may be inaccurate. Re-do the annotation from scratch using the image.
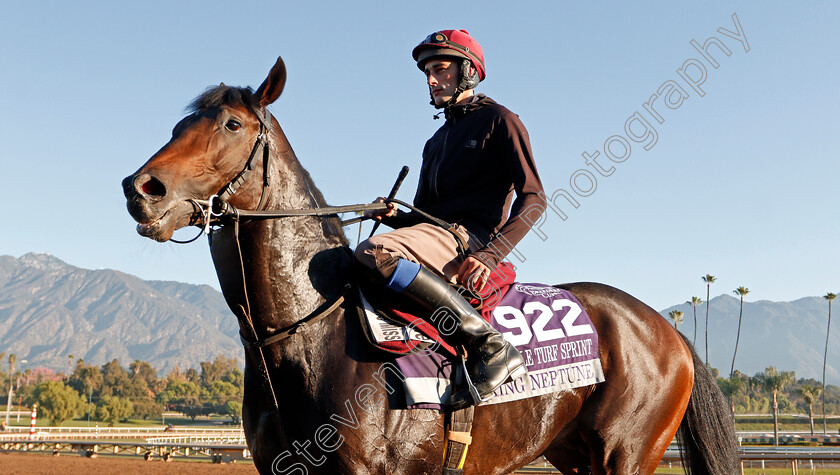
[0,453,258,474]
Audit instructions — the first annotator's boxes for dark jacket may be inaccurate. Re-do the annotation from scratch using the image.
[385,95,546,268]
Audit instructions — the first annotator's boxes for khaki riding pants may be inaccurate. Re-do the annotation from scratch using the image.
[354,223,479,283]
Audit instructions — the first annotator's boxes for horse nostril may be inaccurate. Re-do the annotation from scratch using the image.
[134,174,167,199]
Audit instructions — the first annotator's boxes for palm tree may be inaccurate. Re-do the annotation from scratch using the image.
[686,297,702,346]
[702,274,716,364]
[668,310,684,331]
[799,385,822,435]
[758,366,795,446]
[4,354,15,426]
[730,286,750,379]
[823,292,836,434]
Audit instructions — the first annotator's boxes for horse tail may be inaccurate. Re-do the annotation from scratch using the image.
[676,333,740,475]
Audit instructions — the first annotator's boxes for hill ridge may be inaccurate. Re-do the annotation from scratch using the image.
[0,253,241,373]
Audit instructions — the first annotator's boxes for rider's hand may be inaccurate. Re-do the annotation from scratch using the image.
[364,197,397,220]
[457,256,491,293]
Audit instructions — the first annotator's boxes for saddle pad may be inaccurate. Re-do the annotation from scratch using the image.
[363,282,606,408]
[358,262,517,357]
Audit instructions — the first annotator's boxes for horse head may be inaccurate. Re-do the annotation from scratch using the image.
[122,57,287,242]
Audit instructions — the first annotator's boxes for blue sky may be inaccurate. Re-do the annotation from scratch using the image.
[0,1,837,313]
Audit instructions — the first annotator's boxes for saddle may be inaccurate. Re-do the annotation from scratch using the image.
[355,262,517,357]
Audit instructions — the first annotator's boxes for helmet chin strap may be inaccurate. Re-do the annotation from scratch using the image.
[430,58,475,119]
[431,86,464,119]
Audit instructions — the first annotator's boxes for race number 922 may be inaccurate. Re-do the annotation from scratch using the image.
[491,299,593,347]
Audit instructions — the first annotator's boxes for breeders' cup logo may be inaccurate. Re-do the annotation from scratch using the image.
[513,284,563,298]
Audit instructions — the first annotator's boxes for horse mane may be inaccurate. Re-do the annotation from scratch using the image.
[300,166,350,247]
[187,84,261,114]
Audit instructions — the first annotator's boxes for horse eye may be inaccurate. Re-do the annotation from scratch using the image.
[225,119,241,132]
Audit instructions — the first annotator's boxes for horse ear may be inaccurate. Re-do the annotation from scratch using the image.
[255,56,287,108]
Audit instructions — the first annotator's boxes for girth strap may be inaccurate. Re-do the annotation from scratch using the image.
[442,405,475,473]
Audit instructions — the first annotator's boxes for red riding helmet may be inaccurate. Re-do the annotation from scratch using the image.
[412,29,486,81]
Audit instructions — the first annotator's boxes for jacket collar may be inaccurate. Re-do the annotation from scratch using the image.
[444,94,495,122]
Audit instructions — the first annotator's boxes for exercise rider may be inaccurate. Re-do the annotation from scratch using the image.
[355,29,546,404]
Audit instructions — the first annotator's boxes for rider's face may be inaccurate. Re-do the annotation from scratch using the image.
[424,59,460,107]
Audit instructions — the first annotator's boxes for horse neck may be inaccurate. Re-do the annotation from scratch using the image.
[210,128,350,349]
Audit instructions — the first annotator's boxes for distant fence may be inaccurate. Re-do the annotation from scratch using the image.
[0,425,244,441]
[3,427,840,469]
[0,438,250,463]
[146,434,246,445]
[0,426,249,463]
[739,434,840,445]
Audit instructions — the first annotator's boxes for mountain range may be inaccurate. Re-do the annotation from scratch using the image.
[660,295,839,385]
[0,253,837,385]
[0,253,241,374]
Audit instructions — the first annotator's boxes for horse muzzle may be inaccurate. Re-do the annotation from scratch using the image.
[122,172,199,242]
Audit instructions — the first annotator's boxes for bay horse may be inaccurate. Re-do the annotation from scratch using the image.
[122,57,738,474]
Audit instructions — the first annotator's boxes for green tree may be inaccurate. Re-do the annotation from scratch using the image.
[157,380,202,420]
[221,367,245,389]
[718,373,746,415]
[668,310,684,330]
[100,359,131,398]
[68,359,103,395]
[701,274,716,364]
[67,359,103,420]
[730,286,750,379]
[223,400,242,424]
[131,398,163,420]
[799,384,822,435]
[129,360,161,392]
[32,381,85,426]
[184,368,200,385]
[200,355,240,387]
[757,366,795,446]
[95,395,134,424]
[686,296,702,346]
[126,360,163,419]
[823,292,835,434]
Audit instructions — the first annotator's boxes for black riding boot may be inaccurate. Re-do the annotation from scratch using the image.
[385,259,527,404]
